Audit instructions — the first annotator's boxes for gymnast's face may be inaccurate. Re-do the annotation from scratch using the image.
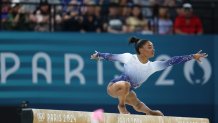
[140,41,155,58]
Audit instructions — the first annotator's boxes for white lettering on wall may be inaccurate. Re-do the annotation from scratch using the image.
[32,52,52,84]
[97,60,103,85]
[65,54,85,85]
[0,53,20,84]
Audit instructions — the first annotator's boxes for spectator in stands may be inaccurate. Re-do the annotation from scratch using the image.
[19,0,40,13]
[83,0,104,21]
[174,3,203,35]
[62,0,81,12]
[1,0,12,30]
[126,5,152,34]
[151,0,184,21]
[80,1,102,32]
[9,4,30,30]
[103,3,127,33]
[29,1,50,31]
[132,0,153,17]
[121,2,132,19]
[150,7,173,34]
[62,0,82,31]
[159,0,181,18]
[47,0,62,14]
[19,0,60,15]
[118,0,132,19]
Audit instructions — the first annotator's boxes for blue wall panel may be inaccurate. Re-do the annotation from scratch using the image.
[0,32,216,122]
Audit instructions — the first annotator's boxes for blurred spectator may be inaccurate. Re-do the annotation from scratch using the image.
[151,0,184,19]
[62,0,81,12]
[1,0,12,30]
[47,0,62,14]
[18,0,61,13]
[174,1,184,18]
[103,3,127,33]
[121,3,132,19]
[1,0,208,33]
[80,1,102,32]
[29,1,50,31]
[82,0,103,19]
[161,0,177,18]
[132,0,153,17]
[150,7,173,34]
[119,0,132,18]
[9,4,30,30]
[19,0,41,13]
[62,0,82,31]
[126,5,152,34]
[174,3,203,35]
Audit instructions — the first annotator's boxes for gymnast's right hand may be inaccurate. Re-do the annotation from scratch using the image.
[90,51,99,60]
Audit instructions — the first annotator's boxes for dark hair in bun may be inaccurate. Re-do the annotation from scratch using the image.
[128,37,140,44]
[128,37,150,54]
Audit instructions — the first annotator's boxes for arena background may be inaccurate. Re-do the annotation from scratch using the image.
[0,33,217,122]
[0,0,218,123]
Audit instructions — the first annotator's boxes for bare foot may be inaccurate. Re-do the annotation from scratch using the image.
[149,110,164,116]
[118,104,130,114]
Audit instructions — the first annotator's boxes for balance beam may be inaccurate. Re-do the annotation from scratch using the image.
[21,108,209,123]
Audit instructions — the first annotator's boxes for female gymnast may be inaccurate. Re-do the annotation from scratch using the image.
[90,37,208,116]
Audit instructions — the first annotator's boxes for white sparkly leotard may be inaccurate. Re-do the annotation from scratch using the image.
[97,52,193,89]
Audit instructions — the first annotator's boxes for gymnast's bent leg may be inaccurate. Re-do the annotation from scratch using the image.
[125,91,163,116]
[107,81,131,114]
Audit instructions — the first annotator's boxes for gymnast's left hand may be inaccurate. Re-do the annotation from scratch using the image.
[90,51,99,60]
[193,50,208,62]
